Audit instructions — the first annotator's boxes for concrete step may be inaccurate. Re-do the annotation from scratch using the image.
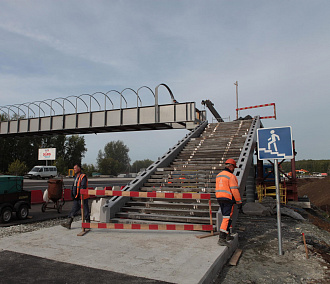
[125,201,219,210]
[142,184,215,190]
[115,212,215,224]
[121,206,215,217]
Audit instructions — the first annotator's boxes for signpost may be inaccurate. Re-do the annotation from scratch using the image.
[257,126,293,255]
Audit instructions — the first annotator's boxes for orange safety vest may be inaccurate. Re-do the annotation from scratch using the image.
[75,173,89,199]
[215,170,242,203]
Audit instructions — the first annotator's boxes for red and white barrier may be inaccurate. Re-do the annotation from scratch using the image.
[80,188,211,200]
[236,103,276,119]
[78,188,214,236]
[82,223,213,231]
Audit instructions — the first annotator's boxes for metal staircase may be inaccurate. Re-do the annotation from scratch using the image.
[110,118,259,227]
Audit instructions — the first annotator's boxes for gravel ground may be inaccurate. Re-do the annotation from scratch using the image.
[0,217,70,239]
[215,213,330,284]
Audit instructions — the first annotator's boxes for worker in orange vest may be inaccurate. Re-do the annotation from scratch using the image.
[216,158,242,245]
[61,163,90,229]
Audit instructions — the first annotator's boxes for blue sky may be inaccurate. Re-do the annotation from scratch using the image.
[0,0,329,165]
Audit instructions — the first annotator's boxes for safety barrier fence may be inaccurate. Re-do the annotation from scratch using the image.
[236,103,276,119]
[78,188,214,236]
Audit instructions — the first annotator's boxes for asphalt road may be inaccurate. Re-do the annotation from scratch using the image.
[0,250,171,284]
[23,177,133,191]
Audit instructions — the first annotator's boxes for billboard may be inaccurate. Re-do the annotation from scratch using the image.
[38,148,56,160]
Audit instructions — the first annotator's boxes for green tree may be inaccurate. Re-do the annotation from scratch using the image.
[97,140,130,175]
[97,157,122,176]
[131,159,154,173]
[54,156,68,176]
[0,136,42,174]
[82,163,97,177]
[64,135,87,167]
[8,159,28,176]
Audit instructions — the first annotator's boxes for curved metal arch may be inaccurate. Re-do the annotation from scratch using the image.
[34,101,55,117]
[91,92,114,110]
[43,98,63,116]
[137,86,155,107]
[121,88,142,107]
[66,95,88,113]
[155,83,178,105]
[137,86,155,97]
[2,105,19,120]
[8,104,27,119]
[49,98,65,115]
[52,97,77,114]
[0,106,14,121]
[78,94,101,112]
[27,102,45,117]
[20,102,36,118]
[105,90,128,109]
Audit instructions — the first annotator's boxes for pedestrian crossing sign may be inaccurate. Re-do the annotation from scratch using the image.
[257,126,293,160]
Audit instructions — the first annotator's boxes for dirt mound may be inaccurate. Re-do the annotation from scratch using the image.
[298,177,330,212]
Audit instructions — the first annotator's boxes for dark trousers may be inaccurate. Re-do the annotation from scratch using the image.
[217,198,234,234]
[69,199,90,221]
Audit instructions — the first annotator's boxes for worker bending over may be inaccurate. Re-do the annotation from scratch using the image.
[216,158,242,245]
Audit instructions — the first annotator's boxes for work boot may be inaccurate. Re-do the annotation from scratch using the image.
[218,232,227,245]
[61,217,73,229]
[226,232,234,242]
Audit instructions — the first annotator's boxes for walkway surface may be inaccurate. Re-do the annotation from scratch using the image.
[0,220,237,283]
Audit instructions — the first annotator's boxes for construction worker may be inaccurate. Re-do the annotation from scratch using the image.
[216,158,242,245]
[61,163,90,229]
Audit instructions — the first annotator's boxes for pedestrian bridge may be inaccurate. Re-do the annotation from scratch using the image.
[0,84,205,137]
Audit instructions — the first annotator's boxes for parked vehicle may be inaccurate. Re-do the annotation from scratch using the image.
[25,166,57,179]
[0,175,31,223]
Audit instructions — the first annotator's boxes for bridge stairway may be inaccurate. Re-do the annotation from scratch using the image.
[111,120,253,227]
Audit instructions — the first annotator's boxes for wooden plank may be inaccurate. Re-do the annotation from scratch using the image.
[77,229,90,236]
[229,249,243,266]
[196,231,219,239]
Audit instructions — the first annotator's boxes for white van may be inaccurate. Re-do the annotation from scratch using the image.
[25,166,58,179]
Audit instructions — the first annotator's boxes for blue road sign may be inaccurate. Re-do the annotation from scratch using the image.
[257,126,293,160]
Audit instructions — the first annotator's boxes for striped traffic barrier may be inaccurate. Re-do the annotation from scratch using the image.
[236,103,276,119]
[77,188,214,236]
[80,188,211,200]
[82,222,213,231]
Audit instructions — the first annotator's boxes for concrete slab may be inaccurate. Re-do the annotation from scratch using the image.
[0,221,238,283]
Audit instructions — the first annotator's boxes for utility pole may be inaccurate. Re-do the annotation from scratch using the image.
[234,81,238,119]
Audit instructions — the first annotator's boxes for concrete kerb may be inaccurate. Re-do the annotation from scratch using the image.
[198,235,238,284]
[0,221,237,284]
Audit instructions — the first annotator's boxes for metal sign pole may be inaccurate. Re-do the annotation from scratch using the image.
[274,159,283,255]
[234,81,238,119]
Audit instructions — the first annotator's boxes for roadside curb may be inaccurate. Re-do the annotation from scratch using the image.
[198,234,238,284]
